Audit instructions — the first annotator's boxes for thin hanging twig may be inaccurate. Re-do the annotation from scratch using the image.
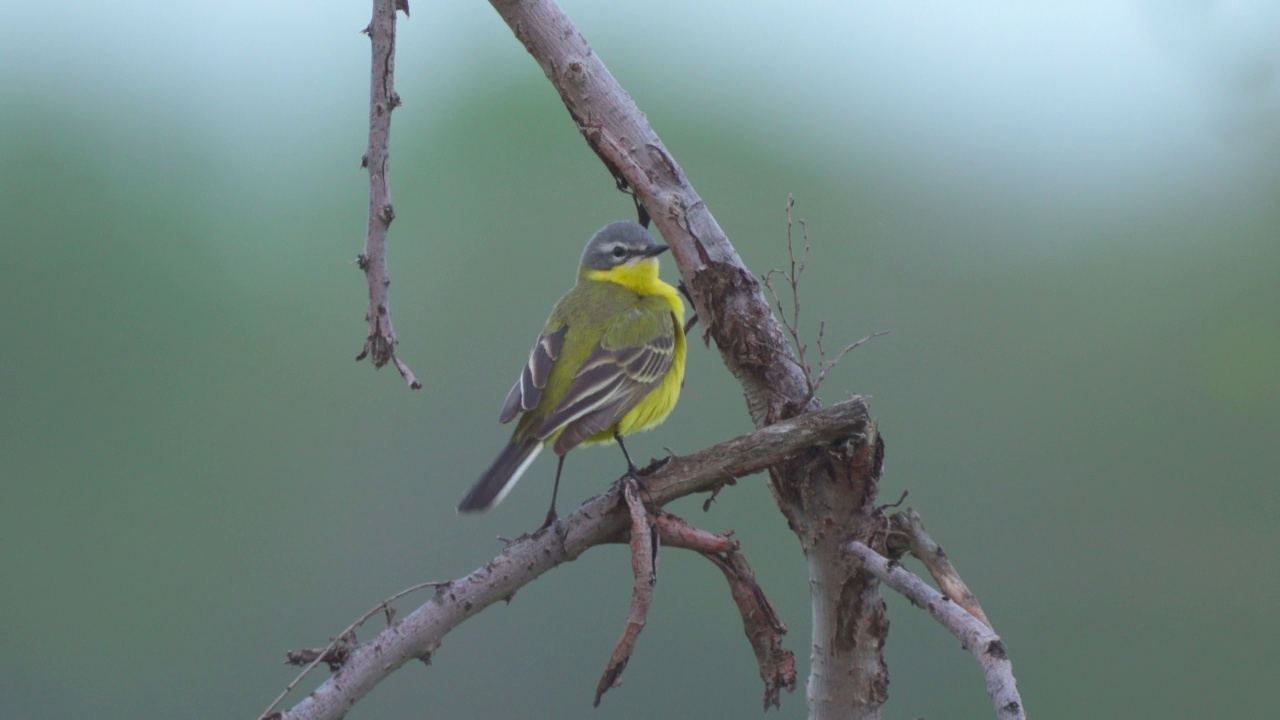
[354,0,420,389]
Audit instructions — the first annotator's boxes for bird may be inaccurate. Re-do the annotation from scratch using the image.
[457,221,687,525]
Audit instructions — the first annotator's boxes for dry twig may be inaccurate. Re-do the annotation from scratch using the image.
[702,547,797,709]
[268,400,871,719]
[886,507,992,629]
[259,580,442,720]
[354,0,420,389]
[762,195,887,408]
[619,513,796,709]
[649,513,735,554]
[846,541,1026,720]
[595,477,658,706]
[761,196,811,376]
[476,14,891,716]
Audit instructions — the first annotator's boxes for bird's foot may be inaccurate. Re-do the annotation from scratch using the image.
[539,506,559,532]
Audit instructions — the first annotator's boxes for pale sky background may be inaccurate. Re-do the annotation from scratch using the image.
[7,0,1278,243]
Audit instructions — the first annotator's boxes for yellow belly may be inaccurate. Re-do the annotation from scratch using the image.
[585,318,686,444]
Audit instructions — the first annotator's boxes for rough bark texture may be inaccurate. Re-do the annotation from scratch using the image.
[646,514,798,708]
[488,1,890,715]
[848,541,1026,720]
[594,478,657,707]
[271,400,871,720]
[799,425,889,718]
[887,508,993,629]
[356,0,420,389]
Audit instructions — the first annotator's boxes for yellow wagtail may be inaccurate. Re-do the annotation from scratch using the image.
[458,221,687,523]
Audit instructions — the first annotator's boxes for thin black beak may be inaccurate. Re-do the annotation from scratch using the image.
[642,244,670,258]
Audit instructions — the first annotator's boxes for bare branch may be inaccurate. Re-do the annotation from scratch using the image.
[702,547,797,709]
[598,511,797,709]
[486,0,814,425]
[481,4,892,715]
[595,477,658,706]
[765,196,889,410]
[355,0,420,389]
[271,400,871,719]
[260,581,443,720]
[799,329,890,409]
[761,195,812,383]
[599,511,796,708]
[886,508,992,629]
[846,541,1026,720]
[786,194,809,354]
[649,513,735,554]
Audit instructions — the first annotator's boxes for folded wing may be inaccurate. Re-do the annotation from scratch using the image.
[535,302,676,454]
[499,325,568,424]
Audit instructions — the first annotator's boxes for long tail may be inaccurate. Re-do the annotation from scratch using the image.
[457,437,543,513]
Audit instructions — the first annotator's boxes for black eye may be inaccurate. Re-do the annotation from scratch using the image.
[611,246,627,258]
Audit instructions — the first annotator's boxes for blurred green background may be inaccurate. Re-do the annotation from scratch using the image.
[2,1,1277,718]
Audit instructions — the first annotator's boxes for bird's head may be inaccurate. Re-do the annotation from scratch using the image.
[580,221,670,279]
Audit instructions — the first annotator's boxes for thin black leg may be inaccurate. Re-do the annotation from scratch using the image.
[542,454,567,529]
[616,431,656,509]
[615,431,639,477]
[677,281,700,335]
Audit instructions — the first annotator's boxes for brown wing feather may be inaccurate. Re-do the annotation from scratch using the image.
[551,397,632,453]
[536,307,675,454]
[499,325,567,424]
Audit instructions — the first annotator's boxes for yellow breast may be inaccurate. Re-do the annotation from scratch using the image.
[582,257,687,443]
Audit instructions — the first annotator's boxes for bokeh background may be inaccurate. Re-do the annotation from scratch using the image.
[2,1,1277,718]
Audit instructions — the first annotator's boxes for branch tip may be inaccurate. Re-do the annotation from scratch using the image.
[265,401,869,718]
[356,0,419,391]
[594,478,657,706]
[261,580,444,718]
[847,540,1025,719]
[886,508,991,628]
[702,549,796,709]
[876,489,909,512]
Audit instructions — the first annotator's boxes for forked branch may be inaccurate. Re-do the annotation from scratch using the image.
[763,195,888,409]
[846,541,1026,720]
[260,580,442,720]
[886,507,992,628]
[650,514,797,709]
[482,2,892,716]
[266,400,870,719]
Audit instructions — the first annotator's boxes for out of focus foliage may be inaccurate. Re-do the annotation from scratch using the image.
[2,2,1276,718]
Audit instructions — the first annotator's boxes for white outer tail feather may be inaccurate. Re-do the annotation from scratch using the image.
[488,443,542,510]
